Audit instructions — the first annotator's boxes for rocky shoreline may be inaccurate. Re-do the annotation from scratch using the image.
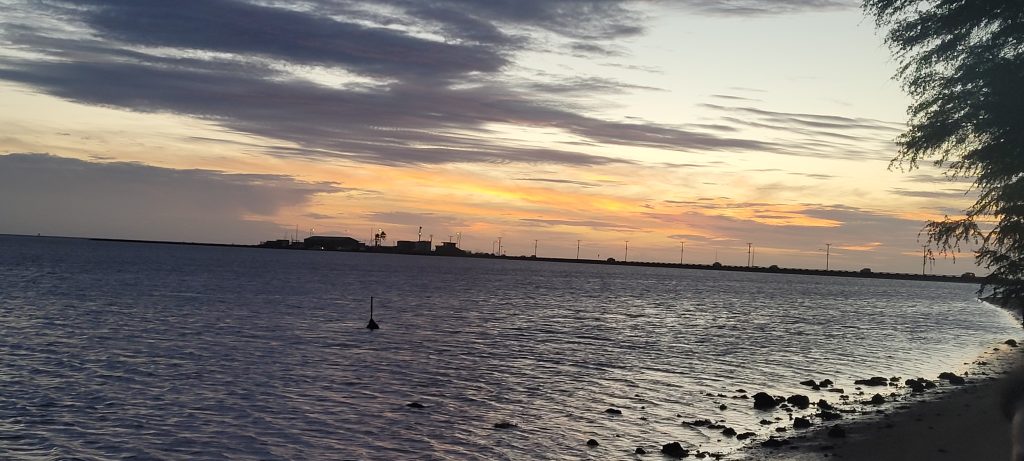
[736,339,1024,460]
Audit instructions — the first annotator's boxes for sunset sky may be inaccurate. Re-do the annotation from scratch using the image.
[0,0,980,274]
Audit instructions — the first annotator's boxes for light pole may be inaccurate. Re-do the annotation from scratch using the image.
[826,243,831,271]
[498,237,502,256]
[747,243,752,267]
[456,232,461,247]
[680,241,685,265]
[576,240,581,260]
[533,239,538,257]
[624,241,629,262]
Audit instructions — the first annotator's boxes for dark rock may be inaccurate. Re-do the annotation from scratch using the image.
[719,404,728,410]
[905,378,927,393]
[722,427,737,437]
[938,372,966,385]
[786,395,811,409]
[869,393,886,405]
[827,388,845,394]
[735,388,747,393]
[1006,339,1019,347]
[493,422,517,429]
[406,402,425,409]
[759,419,773,425]
[820,379,834,387]
[776,427,788,432]
[889,376,901,382]
[793,417,812,429]
[605,408,622,415]
[753,392,779,410]
[661,442,689,458]
[707,424,726,429]
[827,425,846,438]
[800,379,818,387]
[817,399,835,411]
[853,377,889,386]
[685,419,712,427]
[586,439,599,447]
[635,447,647,454]
[761,437,790,448]
[737,431,757,440]
[819,411,842,421]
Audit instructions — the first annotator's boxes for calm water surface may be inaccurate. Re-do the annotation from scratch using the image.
[0,235,1019,459]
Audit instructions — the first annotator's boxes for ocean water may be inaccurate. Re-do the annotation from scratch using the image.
[0,235,1019,460]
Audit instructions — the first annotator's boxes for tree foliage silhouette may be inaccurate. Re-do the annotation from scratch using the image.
[865,1,1024,298]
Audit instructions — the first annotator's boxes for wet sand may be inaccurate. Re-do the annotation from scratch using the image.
[745,342,1023,460]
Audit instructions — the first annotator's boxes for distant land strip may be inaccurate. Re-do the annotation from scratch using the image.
[71,235,984,285]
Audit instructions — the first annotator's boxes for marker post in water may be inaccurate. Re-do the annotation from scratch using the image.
[366,296,380,330]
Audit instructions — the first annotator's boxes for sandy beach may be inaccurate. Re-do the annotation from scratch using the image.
[744,341,1024,460]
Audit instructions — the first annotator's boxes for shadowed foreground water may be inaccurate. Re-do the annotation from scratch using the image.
[0,235,1018,459]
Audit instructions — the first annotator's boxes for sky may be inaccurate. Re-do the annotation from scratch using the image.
[0,0,981,275]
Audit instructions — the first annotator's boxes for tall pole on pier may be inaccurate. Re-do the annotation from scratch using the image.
[498,236,502,256]
[533,239,538,257]
[456,232,461,247]
[624,240,629,262]
[747,243,752,267]
[577,240,581,260]
[680,242,685,264]
[825,243,831,271]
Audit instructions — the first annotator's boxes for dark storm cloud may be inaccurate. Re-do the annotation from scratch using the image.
[0,153,344,242]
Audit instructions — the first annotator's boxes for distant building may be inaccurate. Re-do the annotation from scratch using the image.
[304,236,362,251]
[396,240,432,254]
[434,241,465,256]
[258,239,293,249]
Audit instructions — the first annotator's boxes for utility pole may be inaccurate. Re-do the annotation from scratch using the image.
[533,239,538,257]
[922,245,928,275]
[624,241,629,262]
[825,243,831,271]
[680,241,685,265]
[498,237,502,256]
[418,226,422,242]
[747,243,752,267]
[456,232,461,247]
[576,240,581,260]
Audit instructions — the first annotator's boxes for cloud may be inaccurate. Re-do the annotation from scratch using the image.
[672,0,859,16]
[515,178,601,188]
[0,0,792,167]
[363,211,469,232]
[888,188,974,200]
[0,153,342,242]
[520,217,639,231]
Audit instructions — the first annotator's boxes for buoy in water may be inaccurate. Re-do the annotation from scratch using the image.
[366,296,380,330]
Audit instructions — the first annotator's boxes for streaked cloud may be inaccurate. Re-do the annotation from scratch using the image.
[0,153,344,241]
